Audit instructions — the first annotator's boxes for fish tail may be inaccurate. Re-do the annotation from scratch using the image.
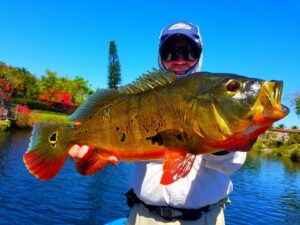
[23,122,72,181]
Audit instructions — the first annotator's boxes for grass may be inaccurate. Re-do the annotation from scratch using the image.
[3,110,72,130]
[31,110,72,125]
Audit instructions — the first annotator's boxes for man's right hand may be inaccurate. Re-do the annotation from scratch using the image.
[68,145,119,165]
[68,145,89,161]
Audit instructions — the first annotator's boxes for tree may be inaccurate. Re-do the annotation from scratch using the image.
[38,70,93,105]
[277,124,286,129]
[0,62,93,107]
[107,41,121,89]
[0,77,12,104]
[0,63,38,99]
[294,95,300,116]
[291,125,299,129]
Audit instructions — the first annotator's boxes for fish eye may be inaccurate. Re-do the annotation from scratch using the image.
[226,80,241,93]
[49,131,58,147]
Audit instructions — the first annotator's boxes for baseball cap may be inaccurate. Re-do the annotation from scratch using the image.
[159,21,203,49]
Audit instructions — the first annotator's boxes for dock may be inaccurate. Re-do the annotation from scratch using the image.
[0,104,17,131]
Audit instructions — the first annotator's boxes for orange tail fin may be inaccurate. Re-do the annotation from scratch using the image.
[24,150,68,181]
[23,123,71,181]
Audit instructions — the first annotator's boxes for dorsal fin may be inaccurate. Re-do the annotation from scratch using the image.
[69,69,177,122]
[119,69,177,94]
[68,89,119,121]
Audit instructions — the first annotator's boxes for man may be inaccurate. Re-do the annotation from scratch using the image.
[70,21,252,225]
[124,21,251,225]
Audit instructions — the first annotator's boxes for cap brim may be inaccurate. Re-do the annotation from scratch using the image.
[160,33,201,49]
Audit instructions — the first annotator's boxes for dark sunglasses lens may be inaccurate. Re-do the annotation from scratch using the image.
[161,45,200,61]
[186,47,200,61]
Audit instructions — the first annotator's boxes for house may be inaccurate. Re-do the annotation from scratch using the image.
[262,128,300,142]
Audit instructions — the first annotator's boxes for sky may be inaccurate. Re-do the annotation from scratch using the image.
[0,0,299,128]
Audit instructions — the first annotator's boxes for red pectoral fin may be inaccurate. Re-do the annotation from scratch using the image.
[75,148,109,176]
[160,152,196,185]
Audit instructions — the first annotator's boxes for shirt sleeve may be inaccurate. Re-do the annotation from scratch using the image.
[202,151,247,175]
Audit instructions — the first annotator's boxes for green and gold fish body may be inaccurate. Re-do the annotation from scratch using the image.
[24,70,289,184]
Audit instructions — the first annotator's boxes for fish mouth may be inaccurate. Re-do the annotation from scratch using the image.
[253,80,289,124]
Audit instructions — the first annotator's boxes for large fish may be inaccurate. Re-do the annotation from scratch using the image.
[23,70,289,184]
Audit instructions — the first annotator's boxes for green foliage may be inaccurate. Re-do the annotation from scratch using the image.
[253,138,276,150]
[11,98,49,111]
[294,95,300,116]
[0,62,93,109]
[291,125,299,129]
[0,64,39,99]
[277,124,286,128]
[14,105,34,128]
[31,110,71,124]
[254,137,300,162]
[290,147,300,162]
[39,70,93,105]
[72,76,94,104]
[286,133,300,145]
[266,131,278,139]
[0,119,10,131]
[11,98,77,114]
[108,41,121,89]
[252,140,266,151]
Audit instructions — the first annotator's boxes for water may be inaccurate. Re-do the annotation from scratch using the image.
[0,130,299,225]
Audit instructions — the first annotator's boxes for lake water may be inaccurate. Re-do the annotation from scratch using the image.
[0,130,299,225]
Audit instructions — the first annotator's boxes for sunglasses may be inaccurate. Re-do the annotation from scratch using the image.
[160,45,201,62]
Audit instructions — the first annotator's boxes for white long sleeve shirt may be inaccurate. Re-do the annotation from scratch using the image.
[131,152,247,209]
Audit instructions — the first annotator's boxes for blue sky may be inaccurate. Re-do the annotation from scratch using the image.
[1,0,299,128]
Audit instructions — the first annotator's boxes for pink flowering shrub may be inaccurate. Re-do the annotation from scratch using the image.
[15,104,34,128]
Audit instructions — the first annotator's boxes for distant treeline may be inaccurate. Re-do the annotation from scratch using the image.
[0,61,93,113]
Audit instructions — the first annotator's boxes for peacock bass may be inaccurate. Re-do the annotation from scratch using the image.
[23,70,289,185]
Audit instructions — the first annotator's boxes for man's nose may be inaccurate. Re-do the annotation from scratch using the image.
[174,53,185,63]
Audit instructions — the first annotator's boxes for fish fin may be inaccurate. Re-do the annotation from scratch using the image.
[75,148,109,175]
[161,152,196,185]
[119,69,177,94]
[23,123,71,181]
[69,69,177,122]
[68,89,119,121]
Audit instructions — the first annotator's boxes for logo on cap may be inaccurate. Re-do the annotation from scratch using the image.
[168,22,191,31]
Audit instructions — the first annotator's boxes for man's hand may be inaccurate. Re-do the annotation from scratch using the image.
[68,145,89,160]
[68,145,119,165]
[69,121,119,165]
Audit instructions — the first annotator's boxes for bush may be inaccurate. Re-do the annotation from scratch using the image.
[286,133,300,145]
[11,98,77,114]
[0,119,10,131]
[11,98,49,111]
[290,146,300,162]
[14,105,34,128]
[252,141,266,151]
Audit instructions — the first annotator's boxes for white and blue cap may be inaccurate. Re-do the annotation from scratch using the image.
[158,21,203,77]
